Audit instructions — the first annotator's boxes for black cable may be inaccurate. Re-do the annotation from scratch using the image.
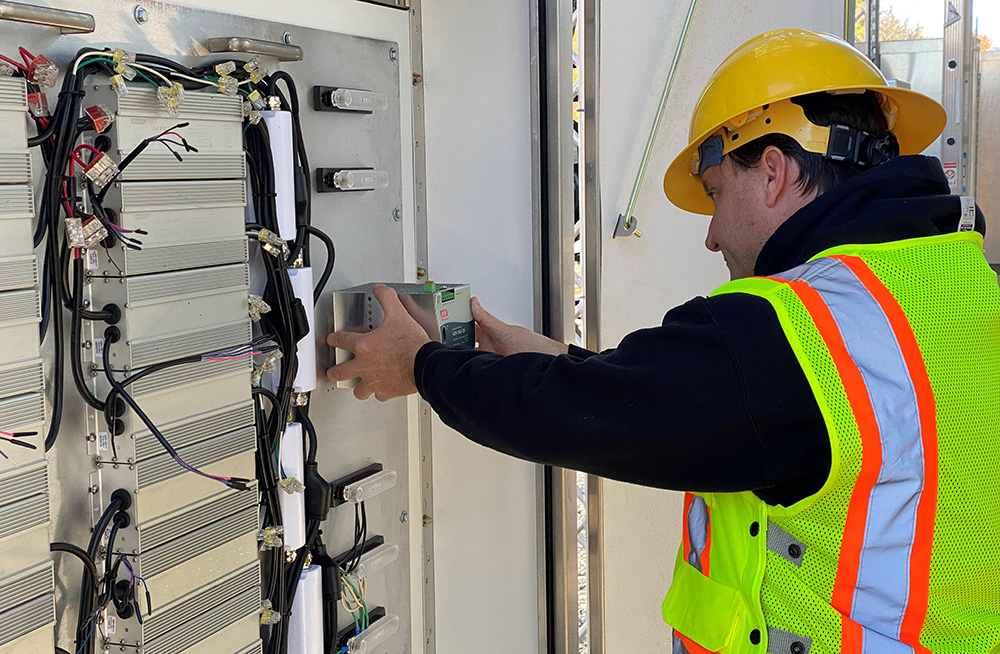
[70,256,105,411]
[50,542,100,590]
[28,118,56,147]
[76,496,124,653]
[303,225,334,303]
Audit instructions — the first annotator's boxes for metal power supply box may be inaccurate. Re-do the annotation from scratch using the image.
[332,283,473,384]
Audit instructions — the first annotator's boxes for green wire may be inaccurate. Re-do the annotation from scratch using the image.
[81,57,161,88]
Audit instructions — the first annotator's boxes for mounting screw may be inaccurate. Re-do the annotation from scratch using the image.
[393,207,402,222]
[389,47,398,62]
[89,485,98,494]
[82,299,91,308]
[84,341,92,350]
[422,514,432,527]
[400,511,408,523]
[412,73,423,85]
[133,5,148,24]
[282,31,293,45]
[416,267,427,279]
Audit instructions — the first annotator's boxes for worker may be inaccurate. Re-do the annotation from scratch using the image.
[326,29,1000,653]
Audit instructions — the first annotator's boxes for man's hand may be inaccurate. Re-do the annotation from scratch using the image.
[326,284,432,401]
[473,297,568,356]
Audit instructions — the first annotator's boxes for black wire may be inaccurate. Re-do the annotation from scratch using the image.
[28,118,56,146]
[303,225,335,303]
[70,257,105,410]
[50,542,100,591]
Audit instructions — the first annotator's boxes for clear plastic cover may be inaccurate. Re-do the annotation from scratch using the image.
[331,88,389,112]
[354,542,400,580]
[331,169,390,191]
[347,615,400,654]
[342,469,397,503]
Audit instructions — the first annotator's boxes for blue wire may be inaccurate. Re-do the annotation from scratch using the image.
[75,614,97,654]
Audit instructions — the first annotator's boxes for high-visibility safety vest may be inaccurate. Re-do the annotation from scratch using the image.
[662,231,1000,654]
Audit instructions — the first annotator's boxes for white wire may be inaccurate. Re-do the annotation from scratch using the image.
[167,72,218,88]
[72,51,109,74]
[129,62,172,86]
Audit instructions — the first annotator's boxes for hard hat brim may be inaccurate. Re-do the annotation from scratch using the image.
[663,86,948,216]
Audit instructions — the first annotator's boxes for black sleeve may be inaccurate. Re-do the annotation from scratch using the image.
[414,294,830,505]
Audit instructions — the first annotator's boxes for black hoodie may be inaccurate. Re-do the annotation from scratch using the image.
[413,156,986,507]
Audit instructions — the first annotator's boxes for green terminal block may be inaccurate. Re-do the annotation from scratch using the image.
[423,281,436,293]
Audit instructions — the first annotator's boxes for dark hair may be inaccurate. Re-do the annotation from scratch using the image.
[727,90,891,195]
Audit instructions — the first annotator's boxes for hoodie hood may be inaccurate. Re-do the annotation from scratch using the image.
[755,155,986,277]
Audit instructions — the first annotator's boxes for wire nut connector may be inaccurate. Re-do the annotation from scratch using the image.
[248,295,271,321]
[82,216,109,248]
[256,228,287,258]
[244,56,265,84]
[259,599,282,625]
[293,392,309,407]
[257,526,284,550]
[27,54,58,88]
[109,74,129,97]
[217,75,239,96]
[215,60,237,76]
[277,477,305,494]
[156,82,186,117]
[64,217,87,248]
[83,153,120,189]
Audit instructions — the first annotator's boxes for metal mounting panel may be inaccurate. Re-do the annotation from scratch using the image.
[7,2,411,652]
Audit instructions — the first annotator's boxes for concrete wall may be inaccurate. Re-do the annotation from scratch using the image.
[597,4,843,652]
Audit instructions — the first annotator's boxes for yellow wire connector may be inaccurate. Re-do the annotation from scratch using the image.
[256,228,287,257]
[156,82,186,117]
[259,600,282,625]
[277,477,305,494]
[248,295,271,321]
[257,526,284,550]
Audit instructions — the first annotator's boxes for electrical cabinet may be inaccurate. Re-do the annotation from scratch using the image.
[0,75,54,654]
[3,3,414,654]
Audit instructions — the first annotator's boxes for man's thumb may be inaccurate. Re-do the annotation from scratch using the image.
[471,297,496,326]
[373,283,405,318]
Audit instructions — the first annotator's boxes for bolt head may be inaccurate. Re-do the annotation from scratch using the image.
[393,207,403,222]
[400,511,408,523]
[416,267,427,279]
[133,5,148,24]
[390,48,399,61]
[283,31,293,44]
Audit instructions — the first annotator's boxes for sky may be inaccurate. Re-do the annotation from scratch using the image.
[880,0,1000,43]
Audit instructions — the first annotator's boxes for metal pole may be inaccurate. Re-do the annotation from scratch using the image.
[615,0,698,238]
[0,1,94,34]
[580,0,605,650]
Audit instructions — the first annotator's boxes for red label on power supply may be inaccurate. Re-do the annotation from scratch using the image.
[440,309,449,320]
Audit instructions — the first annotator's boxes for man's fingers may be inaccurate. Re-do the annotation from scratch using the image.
[327,330,363,352]
[372,283,405,320]
[353,379,373,401]
[326,358,363,383]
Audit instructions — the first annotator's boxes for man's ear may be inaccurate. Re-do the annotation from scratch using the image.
[760,145,791,209]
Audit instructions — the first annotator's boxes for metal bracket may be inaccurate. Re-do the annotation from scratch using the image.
[203,36,303,61]
[0,1,94,34]
[613,213,641,238]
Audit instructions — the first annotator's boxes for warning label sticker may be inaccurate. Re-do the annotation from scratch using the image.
[943,162,958,188]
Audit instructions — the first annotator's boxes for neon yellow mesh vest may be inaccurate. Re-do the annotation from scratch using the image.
[662,232,1000,654]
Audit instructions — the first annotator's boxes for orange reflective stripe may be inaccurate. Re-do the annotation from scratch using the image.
[833,255,938,653]
[682,492,694,566]
[676,631,719,654]
[778,279,884,652]
[702,509,712,578]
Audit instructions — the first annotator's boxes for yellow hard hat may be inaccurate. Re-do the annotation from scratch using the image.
[663,29,947,215]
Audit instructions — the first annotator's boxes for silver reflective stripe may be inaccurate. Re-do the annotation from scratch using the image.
[766,521,806,567]
[775,257,924,652]
[767,626,812,654]
[686,495,709,573]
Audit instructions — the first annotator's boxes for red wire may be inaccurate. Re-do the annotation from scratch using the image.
[73,143,103,159]
[18,47,35,64]
[0,54,28,72]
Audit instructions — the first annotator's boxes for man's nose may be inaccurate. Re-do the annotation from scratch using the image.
[705,219,721,252]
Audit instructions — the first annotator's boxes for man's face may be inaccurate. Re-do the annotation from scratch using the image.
[701,158,773,280]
